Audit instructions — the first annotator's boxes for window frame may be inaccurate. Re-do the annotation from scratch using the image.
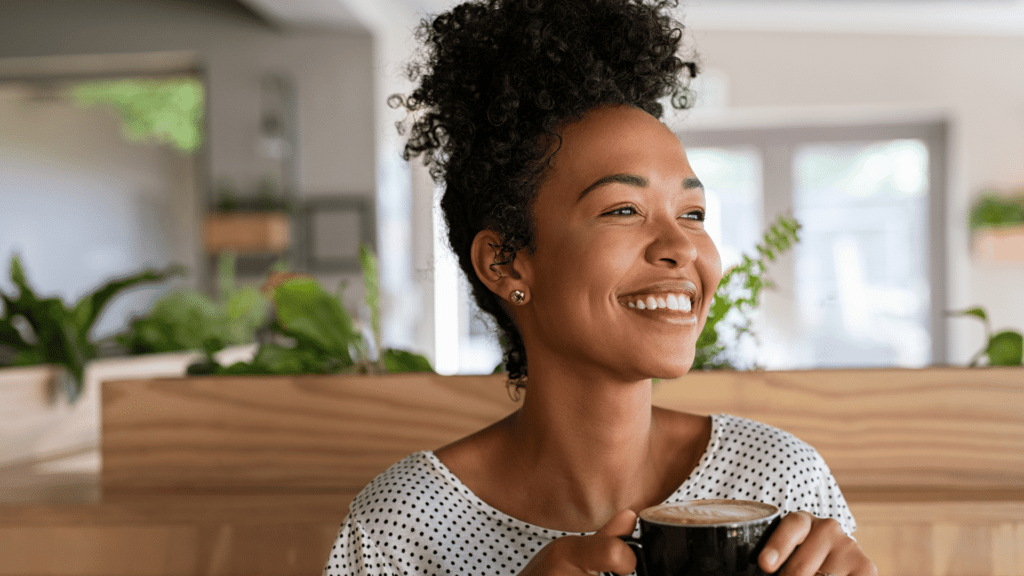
[677,120,949,366]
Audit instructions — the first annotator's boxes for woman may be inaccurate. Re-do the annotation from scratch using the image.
[324,0,877,574]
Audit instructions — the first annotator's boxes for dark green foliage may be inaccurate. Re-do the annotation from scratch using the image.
[949,306,1023,367]
[692,215,801,371]
[118,253,270,357]
[194,245,433,377]
[969,192,1024,232]
[0,255,183,401]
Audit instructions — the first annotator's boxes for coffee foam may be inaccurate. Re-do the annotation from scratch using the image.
[640,499,777,526]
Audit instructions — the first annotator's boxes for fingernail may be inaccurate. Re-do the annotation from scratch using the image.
[762,549,778,569]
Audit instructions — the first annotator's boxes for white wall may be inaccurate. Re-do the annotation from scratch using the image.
[0,84,196,338]
[681,29,1024,365]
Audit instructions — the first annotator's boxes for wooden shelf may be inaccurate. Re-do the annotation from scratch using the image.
[203,211,290,254]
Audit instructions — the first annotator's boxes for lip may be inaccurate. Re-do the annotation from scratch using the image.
[616,280,702,325]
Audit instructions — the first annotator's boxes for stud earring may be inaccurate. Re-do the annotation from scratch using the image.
[510,290,526,305]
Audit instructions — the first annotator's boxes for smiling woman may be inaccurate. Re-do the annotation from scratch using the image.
[489,105,721,382]
[323,1,876,575]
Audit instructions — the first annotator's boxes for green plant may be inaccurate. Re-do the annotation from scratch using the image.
[692,215,802,371]
[969,192,1024,233]
[0,255,183,401]
[70,77,204,154]
[949,306,1023,367]
[189,245,433,376]
[117,253,271,357]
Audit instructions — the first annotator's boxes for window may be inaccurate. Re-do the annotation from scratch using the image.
[681,122,947,369]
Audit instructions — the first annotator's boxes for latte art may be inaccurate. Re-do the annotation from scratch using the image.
[640,499,777,526]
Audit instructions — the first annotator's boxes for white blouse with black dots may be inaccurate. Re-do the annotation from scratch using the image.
[323,413,857,576]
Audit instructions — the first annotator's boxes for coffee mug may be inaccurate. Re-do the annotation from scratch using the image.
[614,499,781,576]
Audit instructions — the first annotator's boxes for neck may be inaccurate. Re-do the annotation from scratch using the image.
[500,357,661,530]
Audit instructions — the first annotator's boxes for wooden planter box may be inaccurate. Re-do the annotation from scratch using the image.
[203,211,290,254]
[0,365,73,467]
[973,225,1024,263]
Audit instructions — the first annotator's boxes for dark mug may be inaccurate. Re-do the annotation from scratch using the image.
[614,499,781,576]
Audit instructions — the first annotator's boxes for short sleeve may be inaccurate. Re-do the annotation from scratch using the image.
[782,449,857,536]
[323,515,399,576]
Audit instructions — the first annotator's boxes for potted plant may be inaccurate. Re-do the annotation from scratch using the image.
[969,190,1024,263]
[187,245,432,376]
[0,255,183,402]
[949,306,1023,367]
[0,255,181,466]
[117,252,271,360]
[692,214,801,370]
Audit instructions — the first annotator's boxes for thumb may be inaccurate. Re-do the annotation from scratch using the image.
[596,509,638,537]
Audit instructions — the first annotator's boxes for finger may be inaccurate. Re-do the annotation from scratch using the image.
[759,510,814,573]
[775,518,844,576]
[596,509,638,537]
[808,533,879,576]
[574,534,637,576]
[576,511,639,576]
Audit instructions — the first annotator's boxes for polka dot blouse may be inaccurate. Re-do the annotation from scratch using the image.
[323,414,857,575]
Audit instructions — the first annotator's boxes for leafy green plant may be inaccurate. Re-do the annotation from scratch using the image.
[70,77,204,154]
[189,245,433,376]
[117,253,271,357]
[0,255,183,401]
[692,215,801,371]
[949,306,1023,367]
[969,192,1024,233]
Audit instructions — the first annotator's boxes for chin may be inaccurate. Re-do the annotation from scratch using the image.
[645,355,696,381]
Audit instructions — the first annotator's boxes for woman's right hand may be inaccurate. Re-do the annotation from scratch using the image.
[518,509,639,576]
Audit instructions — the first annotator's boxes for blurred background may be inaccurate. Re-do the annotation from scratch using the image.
[1,0,1022,374]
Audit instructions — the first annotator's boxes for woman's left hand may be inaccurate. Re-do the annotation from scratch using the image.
[758,511,878,576]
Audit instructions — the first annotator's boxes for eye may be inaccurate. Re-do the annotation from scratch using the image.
[603,205,639,217]
[680,209,706,222]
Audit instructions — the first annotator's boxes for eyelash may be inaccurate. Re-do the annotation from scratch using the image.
[682,209,706,222]
[602,206,706,222]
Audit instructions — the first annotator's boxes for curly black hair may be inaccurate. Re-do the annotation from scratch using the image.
[392,0,698,389]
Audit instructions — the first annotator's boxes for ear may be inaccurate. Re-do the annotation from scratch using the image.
[470,229,532,306]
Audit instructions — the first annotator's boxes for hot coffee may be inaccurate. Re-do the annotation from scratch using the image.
[640,499,778,526]
[617,499,781,576]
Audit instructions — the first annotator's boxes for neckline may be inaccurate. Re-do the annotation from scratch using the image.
[420,413,722,537]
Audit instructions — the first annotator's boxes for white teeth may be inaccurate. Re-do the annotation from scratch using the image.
[626,294,693,311]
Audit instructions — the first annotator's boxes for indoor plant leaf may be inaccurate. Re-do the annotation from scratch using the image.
[359,244,382,357]
[383,349,434,373]
[272,278,360,363]
[986,330,1024,366]
[73,264,186,341]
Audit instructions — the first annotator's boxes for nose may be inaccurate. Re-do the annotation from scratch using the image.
[645,216,698,268]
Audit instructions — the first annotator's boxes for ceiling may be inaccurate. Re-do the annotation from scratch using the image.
[237,0,1024,36]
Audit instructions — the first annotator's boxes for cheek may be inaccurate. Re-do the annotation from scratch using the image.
[698,236,723,301]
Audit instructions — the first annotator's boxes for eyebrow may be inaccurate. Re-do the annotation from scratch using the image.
[576,173,705,202]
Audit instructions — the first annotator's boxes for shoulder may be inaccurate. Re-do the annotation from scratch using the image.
[713,413,825,469]
[347,451,451,524]
[681,414,858,534]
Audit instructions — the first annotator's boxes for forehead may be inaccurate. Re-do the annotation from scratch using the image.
[543,105,693,194]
